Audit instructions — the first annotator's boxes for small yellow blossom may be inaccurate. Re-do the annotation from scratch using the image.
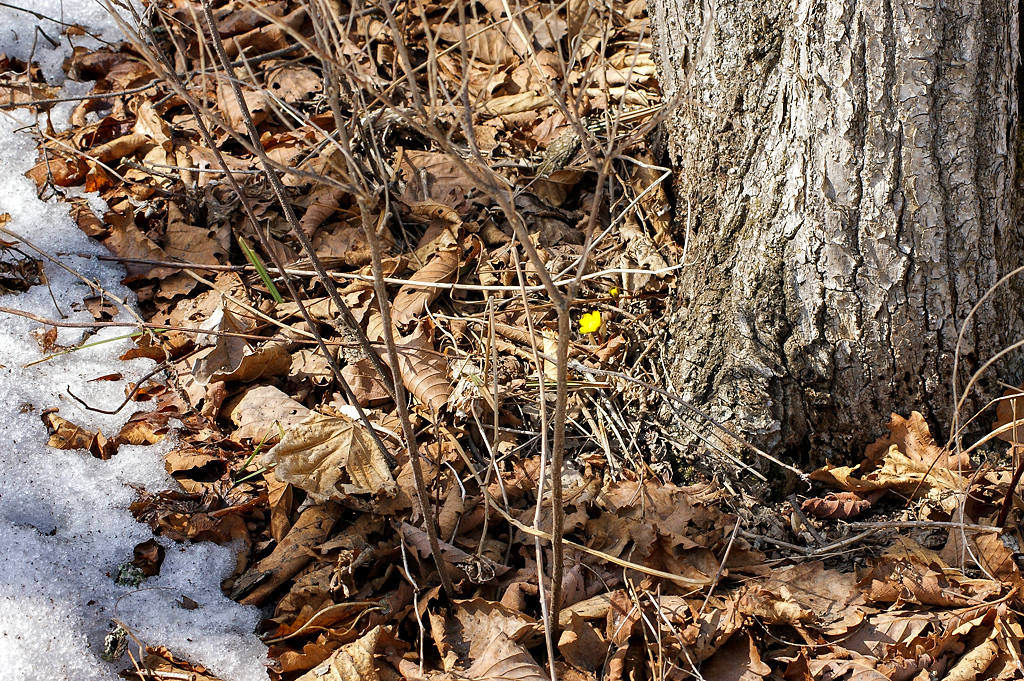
[609,287,619,298]
[579,311,602,334]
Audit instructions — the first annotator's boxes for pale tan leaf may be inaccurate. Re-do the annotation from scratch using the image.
[974,532,1024,592]
[400,522,507,584]
[434,21,519,65]
[844,611,935,657]
[0,79,60,108]
[865,411,971,471]
[216,79,268,133]
[264,469,294,543]
[872,444,966,493]
[451,599,536,661]
[89,133,149,163]
[26,154,88,188]
[228,384,310,443]
[759,562,863,635]
[477,91,549,118]
[266,65,322,104]
[102,212,178,281]
[806,656,889,681]
[858,537,1001,607]
[191,307,290,384]
[263,412,397,502]
[42,410,98,452]
[943,639,999,681]
[290,348,332,387]
[133,100,172,145]
[312,222,373,266]
[163,201,229,265]
[294,625,387,681]
[464,632,547,681]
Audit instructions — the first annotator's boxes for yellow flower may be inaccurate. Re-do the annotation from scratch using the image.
[609,287,619,298]
[579,311,602,334]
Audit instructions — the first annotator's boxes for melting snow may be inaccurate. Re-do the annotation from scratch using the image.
[0,2,267,679]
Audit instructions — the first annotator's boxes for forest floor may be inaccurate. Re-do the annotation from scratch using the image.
[3,0,1024,680]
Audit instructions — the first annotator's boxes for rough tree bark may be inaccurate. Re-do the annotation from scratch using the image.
[647,0,1023,464]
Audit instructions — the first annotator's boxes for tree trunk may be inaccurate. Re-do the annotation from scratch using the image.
[647,0,1023,463]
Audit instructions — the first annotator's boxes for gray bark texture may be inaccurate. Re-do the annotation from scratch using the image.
[648,0,1024,463]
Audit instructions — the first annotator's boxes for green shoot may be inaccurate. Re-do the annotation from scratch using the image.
[238,235,284,303]
[230,422,285,489]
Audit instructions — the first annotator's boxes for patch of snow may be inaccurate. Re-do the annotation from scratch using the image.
[0,3,268,680]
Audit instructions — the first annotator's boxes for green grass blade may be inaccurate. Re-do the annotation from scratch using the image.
[238,236,284,303]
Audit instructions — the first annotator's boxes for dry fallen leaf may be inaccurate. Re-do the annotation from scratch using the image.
[391,245,460,326]
[228,384,311,443]
[801,492,874,520]
[294,625,389,681]
[464,631,548,681]
[699,630,771,681]
[263,411,397,502]
[237,502,341,606]
[41,409,116,459]
[392,322,451,413]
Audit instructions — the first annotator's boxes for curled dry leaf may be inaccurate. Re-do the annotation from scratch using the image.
[294,625,389,681]
[557,613,608,671]
[132,538,166,577]
[89,133,150,164]
[365,313,450,412]
[194,340,291,384]
[864,411,971,471]
[389,244,459,325]
[135,648,223,681]
[26,154,88,188]
[299,184,346,235]
[972,532,1024,593]
[859,537,1002,607]
[811,441,967,499]
[236,502,341,606]
[312,222,373,267]
[0,75,60,110]
[120,332,167,362]
[41,409,116,459]
[263,411,397,502]
[393,322,451,413]
[993,387,1024,444]
[192,307,291,384]
[801,492,874,520]
[101,212,178,281]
